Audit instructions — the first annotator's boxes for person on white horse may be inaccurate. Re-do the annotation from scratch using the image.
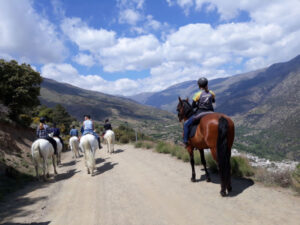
[69,125,80,158]
[32,117,58,180]
[80,115,100,175]
[50,122,64,150]
[103,118,115,154]
[36,117,57,155]
[81,115,102,149]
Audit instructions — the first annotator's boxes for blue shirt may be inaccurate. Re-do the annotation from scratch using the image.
[36,124,50,138]
[70,129,79,137]
[51,127,60,137]
[83,120,93,132]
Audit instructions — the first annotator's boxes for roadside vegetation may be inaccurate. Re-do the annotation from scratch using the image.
[134,140,300,194]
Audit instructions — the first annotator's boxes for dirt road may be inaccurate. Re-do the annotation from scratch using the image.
[0,144,299,225]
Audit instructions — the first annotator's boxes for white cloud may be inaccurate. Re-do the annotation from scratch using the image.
[41,63,140,95]
[61,17,116,53]
[99,35,163,72]
[119,9,142,25]
[0,0,67,64]
[73,53,95,67]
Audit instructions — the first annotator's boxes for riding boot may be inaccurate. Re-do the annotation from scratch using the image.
[97,137,102,149]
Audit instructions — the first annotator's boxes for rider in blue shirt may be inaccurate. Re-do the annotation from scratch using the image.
[50,122,64,150]
[82,115,102,149]
[70,126,79,137]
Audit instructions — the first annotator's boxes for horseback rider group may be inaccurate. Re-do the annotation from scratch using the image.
[183,77,215,147]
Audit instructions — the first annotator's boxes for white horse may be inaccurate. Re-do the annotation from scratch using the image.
[104,130,115,154]
[80,134,98,176]
[53,137,63,165]
[31,139,58,181]
[69,136,80,159]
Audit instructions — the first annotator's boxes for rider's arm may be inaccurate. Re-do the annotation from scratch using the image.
[209,90,216,103]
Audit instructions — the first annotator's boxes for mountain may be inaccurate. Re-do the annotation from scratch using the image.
[129,55,300,160]
[39,78,180,140]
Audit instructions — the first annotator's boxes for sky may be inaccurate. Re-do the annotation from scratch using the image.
[0,0,300,96]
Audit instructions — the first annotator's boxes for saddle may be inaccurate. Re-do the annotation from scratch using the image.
[189,111,214,138]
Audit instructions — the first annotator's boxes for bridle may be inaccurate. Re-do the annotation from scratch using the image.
[177,99,194,121]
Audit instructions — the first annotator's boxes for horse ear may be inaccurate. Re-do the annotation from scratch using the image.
[178,96,182,102]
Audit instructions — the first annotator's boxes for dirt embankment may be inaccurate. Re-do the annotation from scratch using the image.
[0,122,36,198]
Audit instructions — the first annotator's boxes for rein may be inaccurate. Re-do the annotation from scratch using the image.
[182,101,194,119]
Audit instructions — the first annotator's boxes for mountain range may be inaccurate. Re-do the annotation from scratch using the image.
[39,55,300,160]
[129,55,300,160]
[39,79,180,140]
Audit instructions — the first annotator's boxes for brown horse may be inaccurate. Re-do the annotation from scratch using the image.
[177,97,235,196]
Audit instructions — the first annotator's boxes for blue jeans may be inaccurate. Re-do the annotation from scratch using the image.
[183,115,195,143]
[82,129,99,139]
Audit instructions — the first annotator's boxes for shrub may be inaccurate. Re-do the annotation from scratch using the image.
[18,114,32,127]
[145,143,154,149]
[230,156,254,177]
[205,154,218,172]
[120,136,129,144]
[134,141,143,148]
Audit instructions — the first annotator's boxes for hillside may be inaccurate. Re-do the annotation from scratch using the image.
[40,79,180,140]
[0,122,36,199]
[129,55,300,160]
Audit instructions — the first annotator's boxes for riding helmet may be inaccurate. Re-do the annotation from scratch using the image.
[197,77,208,88]
[40,117,46,123]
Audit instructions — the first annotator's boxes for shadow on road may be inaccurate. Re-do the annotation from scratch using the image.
[113,149,124,154]
[93,162,118,176]
[60,160,76,167]
[198,171,254,197]
[1,222,51,225]
[0,157,78,222]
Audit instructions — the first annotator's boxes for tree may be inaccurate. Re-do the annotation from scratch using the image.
[51,104,73,134]
[0,59,42,122]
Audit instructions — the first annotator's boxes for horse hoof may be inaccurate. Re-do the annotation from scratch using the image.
[206,177,211,182]
[227,186,232,192]
[191,177,196,182]
[220,190,227,197]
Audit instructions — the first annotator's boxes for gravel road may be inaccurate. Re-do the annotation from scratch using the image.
[0,144,299,225]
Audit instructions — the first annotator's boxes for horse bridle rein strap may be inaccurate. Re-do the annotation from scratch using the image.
[183,101,194,118]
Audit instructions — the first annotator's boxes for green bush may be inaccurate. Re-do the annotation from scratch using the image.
[120,136,130,144]
[231,156,254,177]
[205,154,218,173]
[18,114,32,127]
[134,141,143,148]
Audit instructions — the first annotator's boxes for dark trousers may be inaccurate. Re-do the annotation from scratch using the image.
[42,137,57,154]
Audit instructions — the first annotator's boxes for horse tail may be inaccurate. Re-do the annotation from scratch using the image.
[217,116,231,190]
[83,139,95,172]
[31,141,41,163]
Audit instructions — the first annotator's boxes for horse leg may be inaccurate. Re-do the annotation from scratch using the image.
[199,149,211,182]
[189,149,196,182]
[43,158,48,181]
[52,155,58,175]
[34,163,39,180]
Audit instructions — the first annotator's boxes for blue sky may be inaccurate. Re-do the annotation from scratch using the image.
[0,0,300,95]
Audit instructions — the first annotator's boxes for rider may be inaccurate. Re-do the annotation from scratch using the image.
[70,125,79,137]
[183,77,215,147]
[82,115,102,149]
[36,117,57,155]
[103,119,112,135]
[51,122,64,150]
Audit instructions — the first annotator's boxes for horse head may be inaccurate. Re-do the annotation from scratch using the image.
[177,97,193,122]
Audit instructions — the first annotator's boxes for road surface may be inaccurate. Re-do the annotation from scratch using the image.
[0,144,299,225]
